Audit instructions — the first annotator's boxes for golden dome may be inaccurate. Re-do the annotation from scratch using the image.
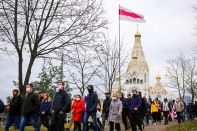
[135,31,141,36]
[156,74,161,81]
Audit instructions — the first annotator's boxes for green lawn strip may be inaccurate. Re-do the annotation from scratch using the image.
[0,123,71,131]
[164,121,197,131]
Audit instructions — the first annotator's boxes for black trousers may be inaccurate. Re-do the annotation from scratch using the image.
[74,121,82,131]
[109,121,120,131]
[38,115,50,130]
[152,112,157,123]
[122,111,130,130]
[130,111,143,131]
[163,111,169,124]
[49,113,65,131]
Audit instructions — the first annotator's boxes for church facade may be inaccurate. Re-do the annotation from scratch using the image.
[122,31,149,96]
[111,30,171,100]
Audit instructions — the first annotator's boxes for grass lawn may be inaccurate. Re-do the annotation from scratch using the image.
[0,126,47,131]
[0,123,71,131]
[163,120,197,131]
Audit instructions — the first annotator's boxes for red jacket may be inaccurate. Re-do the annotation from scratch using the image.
[71,100,85,122]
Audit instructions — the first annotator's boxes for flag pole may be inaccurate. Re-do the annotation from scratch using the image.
[118,4,121,91]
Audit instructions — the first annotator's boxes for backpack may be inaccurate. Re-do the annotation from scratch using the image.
[0,99,4,113]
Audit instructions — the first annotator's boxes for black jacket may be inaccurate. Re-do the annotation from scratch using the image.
[120,98,129,112]
[0,99,4,113]
[52,90,71,113]
[9,95,23,116]
[21,92,39,117]
[102,98,111,114]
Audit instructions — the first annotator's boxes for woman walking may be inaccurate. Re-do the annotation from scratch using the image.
[151,99,159,125]
[71,95,85,131]
[118,92,130,131]
[38,92,51,131]
[108,93,122,131]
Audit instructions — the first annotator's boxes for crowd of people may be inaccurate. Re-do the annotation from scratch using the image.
[0,82,197,131]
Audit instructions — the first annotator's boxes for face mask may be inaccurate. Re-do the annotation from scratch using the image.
[56,88,60,92]
[133,93,137,97]
[112,97,117,100]
[76,98,80,101]
[88,88,93,93]
[26,87,31,93]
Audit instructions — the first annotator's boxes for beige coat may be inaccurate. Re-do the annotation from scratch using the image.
[175,101,184,112]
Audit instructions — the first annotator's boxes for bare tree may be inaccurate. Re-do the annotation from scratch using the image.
[166,53,188,99]
[185,59,197,103]
[95,36,128,94]
[0,0,107,94]
[66,45,101,96]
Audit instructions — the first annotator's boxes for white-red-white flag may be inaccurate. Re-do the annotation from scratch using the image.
[119,6,145,23]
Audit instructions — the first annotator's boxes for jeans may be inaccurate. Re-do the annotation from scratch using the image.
[5,115,21,131]
[19,114,39,131]
[83,111,98,131]
[50,113,65,131]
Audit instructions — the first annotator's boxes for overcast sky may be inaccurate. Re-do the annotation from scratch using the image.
[0,0,197,102]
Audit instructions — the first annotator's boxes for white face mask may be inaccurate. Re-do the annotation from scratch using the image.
[112,97,117,100]
[56,88,60,92]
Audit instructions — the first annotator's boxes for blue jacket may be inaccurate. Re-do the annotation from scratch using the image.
[130,95,142,112]
[39,100,51,115]
[85,92,98,113]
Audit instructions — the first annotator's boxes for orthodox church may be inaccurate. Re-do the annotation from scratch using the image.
[112,30,171,100]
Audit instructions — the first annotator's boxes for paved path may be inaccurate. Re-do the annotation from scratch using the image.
[101,121,177,131]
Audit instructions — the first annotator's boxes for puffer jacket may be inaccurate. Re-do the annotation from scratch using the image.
[71,99,85,122]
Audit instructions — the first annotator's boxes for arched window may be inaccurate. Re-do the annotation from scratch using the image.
[140,80,143,84]
[126,80,129,84]
[130,79,132,83]
[133,78,136,84]
[137,79,139,84]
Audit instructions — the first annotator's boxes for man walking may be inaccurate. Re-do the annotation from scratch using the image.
[20,84,39,131]
[83,85,99,131]
[50,82,71,131]
[162,98,169,125]
[101,92,111,130]
[129,89,143,131]
[5,89,23,131]
[174,97,184,124]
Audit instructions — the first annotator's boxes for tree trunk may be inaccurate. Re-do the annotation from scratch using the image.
[24,56,36,89]
[18,51,23,94]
